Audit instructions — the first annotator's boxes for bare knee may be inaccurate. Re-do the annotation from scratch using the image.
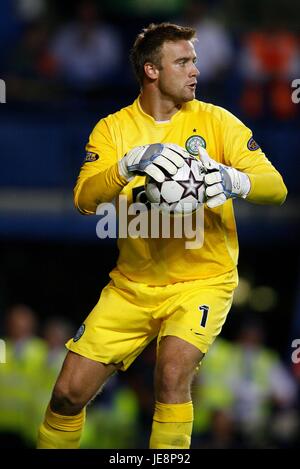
[50,382,88,415]
[48,351,117,415]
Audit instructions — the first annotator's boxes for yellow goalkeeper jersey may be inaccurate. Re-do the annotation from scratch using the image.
[74,97,287,285]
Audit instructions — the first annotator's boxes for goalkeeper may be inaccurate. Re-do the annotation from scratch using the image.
[37,23,287,450]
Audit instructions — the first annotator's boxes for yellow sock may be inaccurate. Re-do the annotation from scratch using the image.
[37,405,85,449]
[149,401,193,449]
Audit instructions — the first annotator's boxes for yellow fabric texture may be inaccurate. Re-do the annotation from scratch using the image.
[37,406,85,449]
[149,401,194,449]
[74,97,287,285]
[66,269,237,370]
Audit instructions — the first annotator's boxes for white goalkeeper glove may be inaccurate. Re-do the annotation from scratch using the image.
[199,147,251,208]
[118,143,186,183]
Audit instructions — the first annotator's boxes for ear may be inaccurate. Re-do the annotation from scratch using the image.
[144,62,159,81]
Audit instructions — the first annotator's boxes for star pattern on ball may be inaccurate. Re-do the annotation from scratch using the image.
[177,158,203,199]
[147,157,204,204]
[178,171,203,198]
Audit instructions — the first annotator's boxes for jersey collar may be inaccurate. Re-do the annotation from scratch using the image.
[135,95,188,126]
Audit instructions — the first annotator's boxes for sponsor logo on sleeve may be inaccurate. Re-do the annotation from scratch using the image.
[84,151,99,162]
[247,137,260,151]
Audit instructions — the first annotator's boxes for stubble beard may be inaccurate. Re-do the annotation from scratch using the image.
[182,87,196,103]
[159,84,195,106]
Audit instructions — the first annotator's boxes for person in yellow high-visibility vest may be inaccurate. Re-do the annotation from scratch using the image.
[0,305,46,448]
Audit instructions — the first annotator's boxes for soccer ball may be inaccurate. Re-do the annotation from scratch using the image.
[145,155,206,215]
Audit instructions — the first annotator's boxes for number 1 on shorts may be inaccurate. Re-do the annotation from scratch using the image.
[198,305,209,327]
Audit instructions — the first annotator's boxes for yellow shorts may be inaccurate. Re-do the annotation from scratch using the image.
[66,268,238,370]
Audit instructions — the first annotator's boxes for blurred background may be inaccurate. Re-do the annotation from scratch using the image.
[0,0,300,449]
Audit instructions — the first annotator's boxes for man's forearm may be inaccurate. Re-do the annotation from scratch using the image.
[246,171,287,205]
[75,162,128,214]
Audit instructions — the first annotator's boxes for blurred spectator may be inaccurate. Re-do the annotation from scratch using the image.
[193,320,298,448]
[0,307,76,448]
[5,21,59,102]
[180,1,233,103]
[5,304,39,342]
[0,304,46,448]
[42,318,72,368]
[229,320,298,446]
[238,20,300,119]
[50,0,122,92]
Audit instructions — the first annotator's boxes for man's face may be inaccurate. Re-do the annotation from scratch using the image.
[156,40,199,103]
